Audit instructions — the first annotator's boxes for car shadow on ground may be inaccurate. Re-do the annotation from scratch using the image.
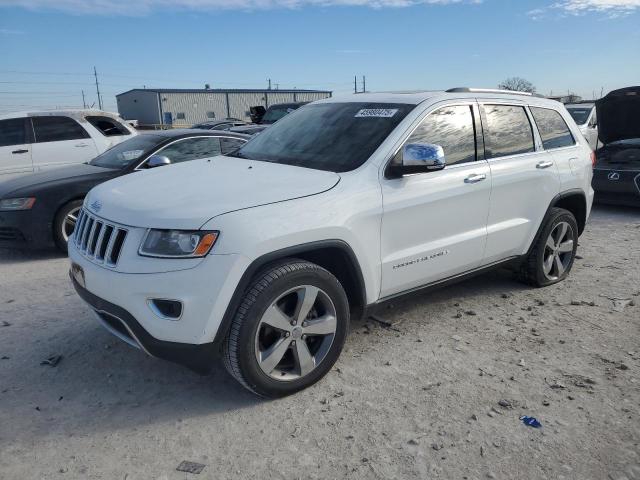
[0,247,66,265]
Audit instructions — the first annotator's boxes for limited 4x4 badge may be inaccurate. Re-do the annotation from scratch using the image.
[392,250,450,270]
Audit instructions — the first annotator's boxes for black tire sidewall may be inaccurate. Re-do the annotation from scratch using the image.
[235,265,349,397]
[534,209,578,287]
[53,199,84,252]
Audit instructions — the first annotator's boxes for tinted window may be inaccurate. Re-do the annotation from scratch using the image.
[234,103,413,172]
[156,136,222,164]
[483,105,535,159]
[220,137,246,154]
[566,107,592,125]
[89,135,165,169]
[531,107,575,150]
[403,105,476,166]
[0,118,27,147]
[86,116,130,137]
[32,116,89,143]
[176,113,186,120]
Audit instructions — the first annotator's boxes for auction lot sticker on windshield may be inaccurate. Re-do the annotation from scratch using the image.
[355,108,398,118]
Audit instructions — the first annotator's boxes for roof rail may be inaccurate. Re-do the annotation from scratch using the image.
[446,87,542,97]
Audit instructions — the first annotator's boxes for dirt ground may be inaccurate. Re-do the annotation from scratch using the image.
[1,204,639,480]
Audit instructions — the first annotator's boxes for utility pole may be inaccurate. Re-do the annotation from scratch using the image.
[362,75,366,93]
[94,66,102,110]
[81,90,86,109]
[268,78,272,90]
[354,76,357,94]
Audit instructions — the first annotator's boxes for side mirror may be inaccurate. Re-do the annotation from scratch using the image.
[390,143,446,177]
[146,155,171,168]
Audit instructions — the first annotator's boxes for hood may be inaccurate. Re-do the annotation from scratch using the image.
[0,164,115,198]
[85,156,340,229]
[596,86,640,145]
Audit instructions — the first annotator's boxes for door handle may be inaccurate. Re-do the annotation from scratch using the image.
[75,143,89,148]
[464,173,487,184]
[536,160,554,169]
[12,149,29,154]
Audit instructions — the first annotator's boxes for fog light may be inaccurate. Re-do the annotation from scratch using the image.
[148,299,183,320]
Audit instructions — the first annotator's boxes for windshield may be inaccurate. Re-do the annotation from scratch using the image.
[233,102,414,172]
[261,105,300,124]
[89,135,164,169]
[566,107,592,125]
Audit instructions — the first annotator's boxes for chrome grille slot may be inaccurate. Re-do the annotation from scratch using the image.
[73,208,128,268]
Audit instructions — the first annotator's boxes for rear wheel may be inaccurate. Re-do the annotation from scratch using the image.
[53,199,83,252]
[223,260,349,397]
[519,207,578,287]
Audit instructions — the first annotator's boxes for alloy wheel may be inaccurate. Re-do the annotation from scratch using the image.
[62,206,82,242]
[255,285,337,381]
[542,221,574,281]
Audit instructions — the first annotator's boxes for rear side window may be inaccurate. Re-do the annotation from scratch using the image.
[483,105,535,159]
[156,136,222,164]
[32,116,90,143]
[403,105,476,166]
[0,118,27,147]
[220,137,246,154]
[86,116,131,137]
[530,107,575,150]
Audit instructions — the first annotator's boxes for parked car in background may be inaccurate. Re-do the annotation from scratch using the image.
[0,110,136,179]
[566,102,598,149]
[68,88,593,397]
[0,130,249,251]
[249,102,308,125]
[191,119,246,131]
[592,86,640,207]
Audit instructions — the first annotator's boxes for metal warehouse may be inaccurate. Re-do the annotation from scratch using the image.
[116,88,332,127]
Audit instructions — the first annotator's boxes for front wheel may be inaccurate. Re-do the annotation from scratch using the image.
[519,207,578,287]
[223,260,349,397]
[53,199,83,253]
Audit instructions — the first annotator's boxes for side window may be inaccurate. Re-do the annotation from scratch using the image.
[206,111,216,119]
[156,137,222,164]
[590,109,597,127]
[32,116,90,143]
[220,137,247,155]
[483,105,535,159]
[0,118,27,147]
[530,107,575,150]
[85,116,130,137]
[176,113,186,121]
[402,105,476,166]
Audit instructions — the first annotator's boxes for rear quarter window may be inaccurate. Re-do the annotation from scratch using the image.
[530,107,575,150]
[0,118,27,147]
[483,105,535,159]
[86,116,131,137]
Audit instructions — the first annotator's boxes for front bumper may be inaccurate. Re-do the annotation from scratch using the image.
[592,168,640,207]
[70,274,218,373]
[0,209,54,249]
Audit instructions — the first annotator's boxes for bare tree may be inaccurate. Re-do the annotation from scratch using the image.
[498,77,536,94]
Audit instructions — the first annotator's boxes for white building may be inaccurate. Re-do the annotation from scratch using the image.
[116,88,332,127]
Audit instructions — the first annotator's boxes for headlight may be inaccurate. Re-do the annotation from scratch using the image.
[139,229,219,258]
[0,197,36,211]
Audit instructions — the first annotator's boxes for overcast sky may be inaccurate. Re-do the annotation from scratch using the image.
[0,0,639,112]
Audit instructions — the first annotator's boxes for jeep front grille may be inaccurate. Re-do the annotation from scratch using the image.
[73,208,128,267]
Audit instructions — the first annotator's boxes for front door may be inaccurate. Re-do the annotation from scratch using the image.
[380,103,491,298]
[0,118,33,177]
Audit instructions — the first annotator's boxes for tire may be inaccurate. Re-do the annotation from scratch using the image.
[518,207,578,287]
[53,199,84,253]
[223,259,349,398]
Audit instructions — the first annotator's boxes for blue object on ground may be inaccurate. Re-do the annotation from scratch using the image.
[520,416,542,428]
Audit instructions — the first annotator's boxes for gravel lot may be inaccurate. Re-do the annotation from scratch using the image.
[1,204,639,480]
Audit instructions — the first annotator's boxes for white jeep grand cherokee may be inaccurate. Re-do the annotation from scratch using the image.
[69,88,594,397]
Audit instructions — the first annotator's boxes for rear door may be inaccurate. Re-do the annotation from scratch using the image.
[480,102,561,264]
[0,117,33,177]
[380,102,492,297]
[30,116,99,171]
